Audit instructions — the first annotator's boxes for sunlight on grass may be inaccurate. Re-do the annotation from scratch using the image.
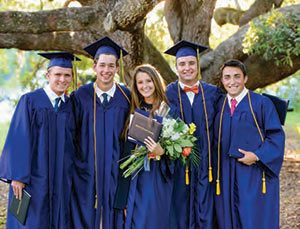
[0,122,9,154]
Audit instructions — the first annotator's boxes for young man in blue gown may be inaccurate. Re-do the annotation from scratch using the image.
[70,37,130,229]
[165,40,222,229]
[0,52,79,228]
[213,59,285,229]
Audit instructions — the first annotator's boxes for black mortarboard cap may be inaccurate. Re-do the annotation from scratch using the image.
[38,52,80,69]
[164,40,208,59]
[84,36,128,59]
[262,93,289,125]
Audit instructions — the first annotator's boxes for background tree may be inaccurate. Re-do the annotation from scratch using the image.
[0,0,299,89]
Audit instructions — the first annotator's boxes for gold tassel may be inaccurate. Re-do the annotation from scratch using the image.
[262,172,266,194]
[208,166,213,182]
[120,50,125,83]
[196,48,202,80]
[185,165,189,185]
[94,194,98,209]
[216,179,221,195]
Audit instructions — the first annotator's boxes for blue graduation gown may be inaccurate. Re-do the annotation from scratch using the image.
[70,83,130,229]
[166,80,221,229]
[213,91,285,229]
[125,157,174,229]
[0,88,75,228]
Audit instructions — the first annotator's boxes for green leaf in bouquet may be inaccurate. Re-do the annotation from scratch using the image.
[179,139,194,147]
[166,145,174,156]
[190,149,200,167]
[174,143,182,153]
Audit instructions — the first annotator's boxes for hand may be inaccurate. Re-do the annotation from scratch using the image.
[237,149,258,166]
[11,180,25,200]
[124,208,127,218]
[144,137,164,156]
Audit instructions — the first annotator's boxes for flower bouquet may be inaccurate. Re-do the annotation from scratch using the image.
[120,117,199,179]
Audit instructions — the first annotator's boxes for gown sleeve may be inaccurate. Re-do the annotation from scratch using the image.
[254,97,285,177]
[0,95,32,184]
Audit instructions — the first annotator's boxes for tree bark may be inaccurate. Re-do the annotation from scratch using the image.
[164,0,217,45]
[103,0,162,32]
[0,7,105,34]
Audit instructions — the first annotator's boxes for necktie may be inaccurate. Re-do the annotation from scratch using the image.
[230,98,237,116]
[183,85,199,94]
[102,93,108,107]
[54,97,61,112]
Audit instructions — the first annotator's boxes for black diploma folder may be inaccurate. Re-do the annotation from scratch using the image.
[9,189,31,225]
[128,111,162,144]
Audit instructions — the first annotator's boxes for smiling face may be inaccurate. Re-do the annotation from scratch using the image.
[136,72,155,104]
[46,66,73,96]
[221,66,248,98]
[176,56,198,86]
[94,54,119,90]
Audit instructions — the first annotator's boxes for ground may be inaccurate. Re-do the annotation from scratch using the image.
[0,127,299,228]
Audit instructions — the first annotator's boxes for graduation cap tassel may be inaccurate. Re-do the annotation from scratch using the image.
[196,48,202,80]
[120,50,125,84]
[73,56,78,91]
[185,164,190,185]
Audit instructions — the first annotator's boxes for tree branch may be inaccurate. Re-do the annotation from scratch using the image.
[0,7,105,34]
[202,4,300,89]
[239,0,284,26]
[103,0,161,33]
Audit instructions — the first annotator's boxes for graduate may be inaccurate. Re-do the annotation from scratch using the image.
[0,52,79,228]
[214,59,285,229]
[70,37,130,228]
[165,40,222,228]
[120,64,174,229]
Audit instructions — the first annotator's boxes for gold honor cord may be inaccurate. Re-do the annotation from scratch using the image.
[216,92,266,195]
[93,83,98,208]
[216,97,227,195]
[177,84,189,185]
[177,82,212,185]
[199,82,213,182]
[116,83,130,103]
[247,92,266,194]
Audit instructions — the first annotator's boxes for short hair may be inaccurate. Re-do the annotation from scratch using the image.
[220,59,247,77]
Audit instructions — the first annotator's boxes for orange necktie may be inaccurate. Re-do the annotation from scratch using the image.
[183,85,199,94]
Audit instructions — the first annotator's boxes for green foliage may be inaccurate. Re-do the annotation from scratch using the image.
[256,70,300,110]
[243,10,300,67]
[0,122,9,153]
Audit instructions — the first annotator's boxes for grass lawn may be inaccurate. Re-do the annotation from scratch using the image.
[285,109,300,136]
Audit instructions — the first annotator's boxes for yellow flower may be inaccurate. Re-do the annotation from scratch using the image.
[189,123,196,134]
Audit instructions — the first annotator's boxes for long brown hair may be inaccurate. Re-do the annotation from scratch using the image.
[130,64,168,115]
[121,64,168,139]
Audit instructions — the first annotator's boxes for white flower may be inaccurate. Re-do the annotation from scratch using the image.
[171,133,180,141]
